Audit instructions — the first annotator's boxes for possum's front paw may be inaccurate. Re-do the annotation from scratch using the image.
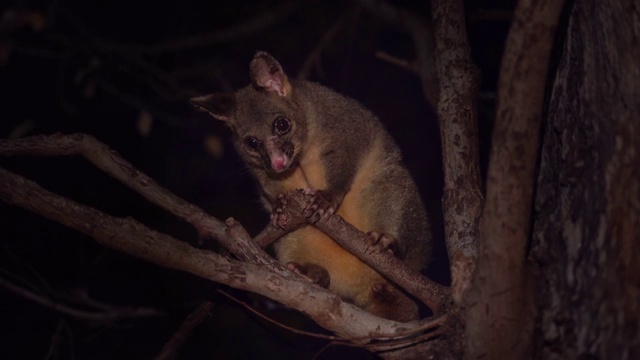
[270,194,290,229]
[365,231,399,255]
[287,262,330,288]
[303,189,337,223]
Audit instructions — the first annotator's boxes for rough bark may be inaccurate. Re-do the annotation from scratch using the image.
[532,0,640,358]
[465,0,566,359]
[0,133,450,357]
[0,165,436,340]
[430,0,482,306]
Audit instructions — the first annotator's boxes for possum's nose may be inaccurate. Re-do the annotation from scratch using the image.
[270,152,289,172]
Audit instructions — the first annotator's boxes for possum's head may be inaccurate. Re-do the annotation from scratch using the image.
[191,51,307,175]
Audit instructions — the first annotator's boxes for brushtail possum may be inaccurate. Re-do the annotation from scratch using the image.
[191,52,431,321]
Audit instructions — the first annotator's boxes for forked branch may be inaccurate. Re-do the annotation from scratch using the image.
[0,133,446,344]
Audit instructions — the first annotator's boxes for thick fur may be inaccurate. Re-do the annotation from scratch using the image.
[192,53,431,321]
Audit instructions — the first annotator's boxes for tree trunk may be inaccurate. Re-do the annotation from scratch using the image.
[532,0,640,358]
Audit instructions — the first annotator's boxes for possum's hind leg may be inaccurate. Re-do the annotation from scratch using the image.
[365,281,419,322]
[287,262,330,288]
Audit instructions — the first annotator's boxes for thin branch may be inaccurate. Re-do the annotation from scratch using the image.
[354,0,438,106]
[0,133,268,266]
[253,220,304,248]
[45,321,68,360]
[154,301,214,360]
[220,290,344,341]
[297,8,355,80]
[365,324,446,352]
[95,78,187,127]
[0,276,162,322]
[375,51,419,75]
[221,289,447,345]
[45,33,199,119]
[126,2,300,54]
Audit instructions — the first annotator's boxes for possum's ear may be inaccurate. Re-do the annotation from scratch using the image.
[250,51,291,97]
[190,93,235,122]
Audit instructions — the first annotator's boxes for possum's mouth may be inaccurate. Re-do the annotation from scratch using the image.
[270,152,290,172]
[270,140,296,173]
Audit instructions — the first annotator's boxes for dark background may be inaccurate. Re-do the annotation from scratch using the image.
[0,1,513,358]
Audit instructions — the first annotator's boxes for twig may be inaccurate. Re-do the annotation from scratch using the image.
[375,51,419,75]
[297,8,354,80]
[0,276,162,322]
[220,289,447,345]
[354,0,438,106]
[219,290,343,341]
[0,133,270,266]
[154,301,215,360]
[95,78,187,127]
[45,321,67,360]
[253,221,304,248]
[127,2,300,54]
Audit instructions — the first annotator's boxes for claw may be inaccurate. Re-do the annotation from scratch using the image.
[303,189,337,223]
[270,194,290,228]
[365,231,398,255]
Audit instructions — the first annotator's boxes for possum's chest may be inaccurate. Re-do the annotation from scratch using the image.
[276,143,328,193]
[271,137,390,304]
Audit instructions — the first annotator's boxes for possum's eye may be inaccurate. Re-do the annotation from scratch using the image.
[244,137,261,151]
[273,117,291,135]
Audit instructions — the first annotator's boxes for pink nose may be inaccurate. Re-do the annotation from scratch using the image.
[272,157,287,171]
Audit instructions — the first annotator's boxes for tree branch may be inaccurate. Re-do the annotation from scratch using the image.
[0,275,162,322]
[127,2,300,54]
[297,8,355,80]
[0,133,448,312]
[277,190,450,314]
[154,301,214,360]
[465,0,566,358]
[430,0,482,305]
[354,0,438,106]
[0,137,439,340]
[0,133,272,266]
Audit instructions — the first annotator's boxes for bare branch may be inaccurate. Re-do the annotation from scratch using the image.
[355,0,438,106]
[297,9,354,80]
[222,283,447,345]
[128,2,299,54]
[0,133,269,265]
[0,164,427,339]
[253,217,305,248]
[0,276,162,322]
[430,0,482,304]
[375,51,420,75]
[466,0,566,358]
[154,301,214,360]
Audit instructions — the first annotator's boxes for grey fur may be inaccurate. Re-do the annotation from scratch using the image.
[191,52,432,321]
